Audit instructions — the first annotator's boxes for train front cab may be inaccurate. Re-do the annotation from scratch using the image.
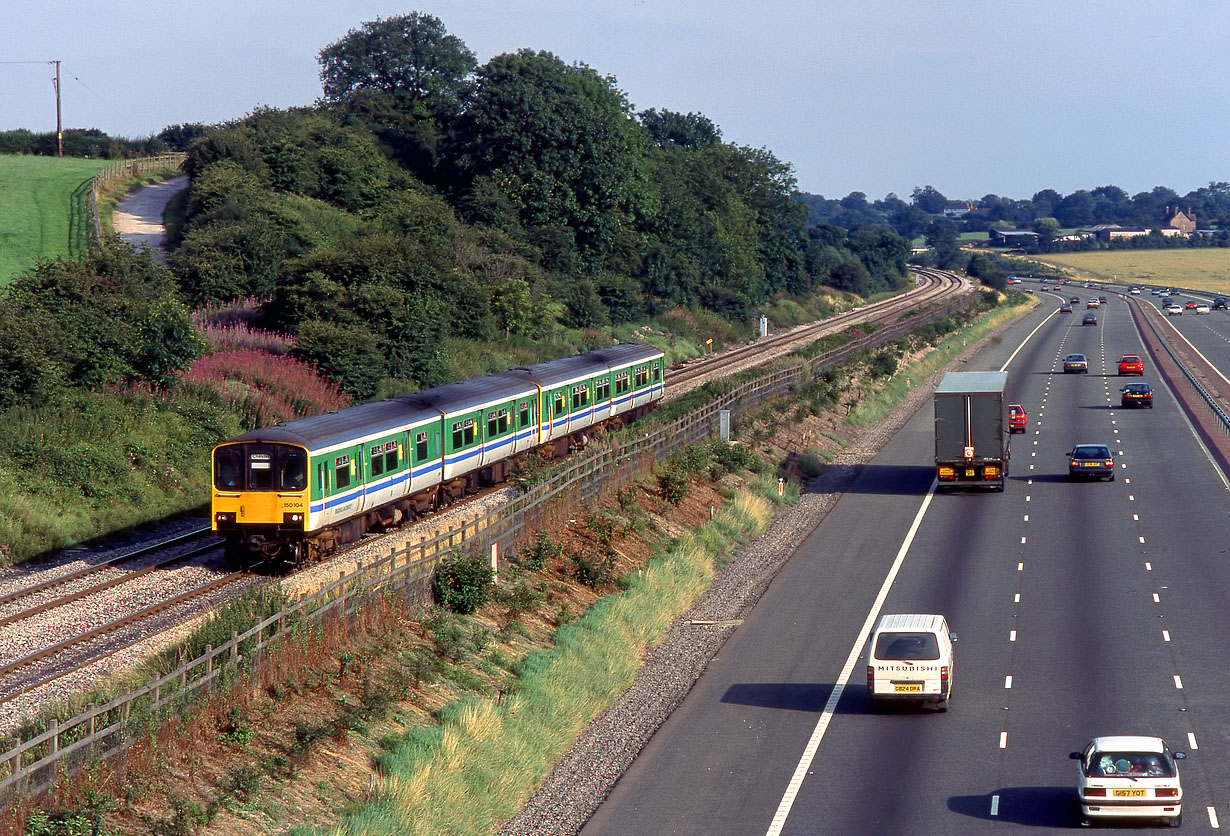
[212,441,310,557]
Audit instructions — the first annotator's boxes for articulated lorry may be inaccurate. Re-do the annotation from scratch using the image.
[934,371,1009,491]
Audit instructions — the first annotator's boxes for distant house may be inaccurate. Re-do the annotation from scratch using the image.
[942,200,974,218]
[1163,206,1197,234]
[988,229,1039,247]
[1087,224,1182,241]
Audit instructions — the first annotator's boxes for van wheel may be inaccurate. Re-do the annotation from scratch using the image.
[1169,813,1182,827]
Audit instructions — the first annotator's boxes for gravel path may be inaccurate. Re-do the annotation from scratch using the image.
[112,174,188,262]
[499,333,993,836]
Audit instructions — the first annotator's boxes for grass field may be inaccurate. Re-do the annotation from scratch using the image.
[0,155,106,285]
[1028,249,1230,291]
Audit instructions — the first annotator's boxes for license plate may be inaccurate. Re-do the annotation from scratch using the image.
[1083,462,1100,467]
[964,469,975,477]
[893,684,922,693]
[1112,789,1147,798]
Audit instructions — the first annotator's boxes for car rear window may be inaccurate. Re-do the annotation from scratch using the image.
[1090,752,1175,778]
[874,632,940,661]
[1124,385,1149,394]
[1073,445,1111,459]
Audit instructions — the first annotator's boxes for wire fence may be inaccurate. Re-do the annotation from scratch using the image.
[0,291,975,806]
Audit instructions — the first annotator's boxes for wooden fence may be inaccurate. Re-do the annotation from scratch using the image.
[0,291,974,805]
[86,153,187,245]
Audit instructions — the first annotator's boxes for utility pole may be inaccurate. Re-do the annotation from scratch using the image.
[52,59,62,156]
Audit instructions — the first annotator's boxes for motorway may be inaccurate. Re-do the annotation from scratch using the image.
[580,290,1230,834]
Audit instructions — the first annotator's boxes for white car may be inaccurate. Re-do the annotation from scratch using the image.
[1071,736,1185,827]
[1196,303,1211,314]
[1166,304,1183,315]
[1130,287,1141,295]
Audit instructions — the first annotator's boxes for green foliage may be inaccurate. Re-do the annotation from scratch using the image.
[519,529,563,571]
[431,550,495,614]
[218,706,254,747]
[868,350,898,379]
[658,467,690,505]
[570,548,616,588]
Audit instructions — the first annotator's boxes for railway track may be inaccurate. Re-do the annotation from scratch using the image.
[0,529,257,713]
[664,268,967,397]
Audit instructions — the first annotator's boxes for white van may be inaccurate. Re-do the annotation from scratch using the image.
[866,613,955,712]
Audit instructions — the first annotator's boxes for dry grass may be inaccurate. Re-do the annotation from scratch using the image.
[1029,250,1230,291]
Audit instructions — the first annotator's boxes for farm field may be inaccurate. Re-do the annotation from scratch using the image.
[0,154,105,285]
[1030,248,1230,291]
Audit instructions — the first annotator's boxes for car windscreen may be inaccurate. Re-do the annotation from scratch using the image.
[1089,752,1176,778]
[1072,446,1110,459]
[874,632,940,661]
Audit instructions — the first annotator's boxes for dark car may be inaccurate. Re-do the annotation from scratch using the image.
[1063,353,1089,374]
[1069,444,1115,480]
[1060,304,1073,314]
[1083,313,1098,326]
[1120,383,1154,408]
[1099,296,1108,303]
[1213,297,1227,310]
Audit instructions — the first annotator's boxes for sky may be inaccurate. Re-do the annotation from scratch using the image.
[3,0,1228,203]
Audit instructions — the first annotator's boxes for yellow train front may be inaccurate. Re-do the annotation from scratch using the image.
[212,428,313,563]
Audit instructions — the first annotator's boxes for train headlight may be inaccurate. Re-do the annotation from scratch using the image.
[283,512,304,525]
[215,512,235,524]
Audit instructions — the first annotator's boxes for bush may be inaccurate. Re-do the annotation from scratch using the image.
[518,529,562,571]
[431,550,494,614]
[658,468,690,505]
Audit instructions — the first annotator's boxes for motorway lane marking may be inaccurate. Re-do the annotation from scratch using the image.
[1188,732,1198,749]
[999,731,1007,748]
[1017,563,1023,571]
[1133,514,1138,520]
[1163,630,1170,641]
[1129,495,1135,500]
[1004,676,1012,689]
[1146,562,1152,570]
[1009,630,1017,642]
[1014,593,1020,603]
[1153,593,1160,603]
[1174,675,1184,689]
[763,484,938,836]
[1139,536,1145,543]
[1207,807,1218,828]
[1023,515,1029,522]
[1020,537,1026,544]
[990,795,999,816]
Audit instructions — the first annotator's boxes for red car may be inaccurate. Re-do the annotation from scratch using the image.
[1185,301,1198,309]
[1008,404,1027,433]
[1118,355,1144,376]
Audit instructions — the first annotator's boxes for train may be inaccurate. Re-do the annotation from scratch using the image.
[211,343,666,564]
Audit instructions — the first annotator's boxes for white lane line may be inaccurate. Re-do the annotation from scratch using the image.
[1139,536,1146,544]
[1005,676,1012,689]
[999,310,1059,373]
[1188,732,1199,750]
[1153,593,1161,603]
[1026,495,1031,502]
[990,795,1000,817]
[1133,514,1138,521]
[1145,562,1152,571]
[764,484,937,836]
[1206,806,1218,828]
[999,732,1008,749]
[1014,593,1021,603]
[1129,494,1134,500]
[1021,536,1026,544]
[1010,630,1017,642]
[1175,675,1184,689]
[1023,515,1029,522]
[1017,562,1023,571]
[1163,630,1171,642]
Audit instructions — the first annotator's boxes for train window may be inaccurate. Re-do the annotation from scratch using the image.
[571,385,589,410]
[653,364,661,382]
[335,454,351,490]
[385,447,398,472]
[615,372,630,395]
[214,447,243,490]
[370,441,396,477]
[452,419,475,449]
[596,380,610,401]
[487,408,509,437]
[371,454,384,477]
[415,431,429,462]
[519,402,531,427]
[280,448,306,491]
[553,392,565,416]
[635,367,649,387]
[248,451,274,489]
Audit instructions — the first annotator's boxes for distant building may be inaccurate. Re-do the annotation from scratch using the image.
[988,229,1039,247]
[942,200,974,218]
[1087,224,1183,242]
[1163,206,1197,234]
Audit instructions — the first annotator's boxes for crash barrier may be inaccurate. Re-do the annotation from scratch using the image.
[0,291,976,805]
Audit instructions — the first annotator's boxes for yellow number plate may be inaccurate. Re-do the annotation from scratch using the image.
[893,684,922,693]
[1112,789,1147,797]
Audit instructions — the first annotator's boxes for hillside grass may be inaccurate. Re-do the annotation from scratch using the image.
[1028,249,1230,291]
[0,154,106,284]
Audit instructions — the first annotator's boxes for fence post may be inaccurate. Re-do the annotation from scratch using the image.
[9,736,20,781]
[231,630,239,662]
[205,645,213,680]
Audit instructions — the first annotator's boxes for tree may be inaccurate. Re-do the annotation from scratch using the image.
[639,109,721,149]
[318,13,476,121]
[924,217,962,269]
[911,185,948,215]
[445,49,647,271]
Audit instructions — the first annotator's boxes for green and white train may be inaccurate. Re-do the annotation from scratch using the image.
[211,343,665,564]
